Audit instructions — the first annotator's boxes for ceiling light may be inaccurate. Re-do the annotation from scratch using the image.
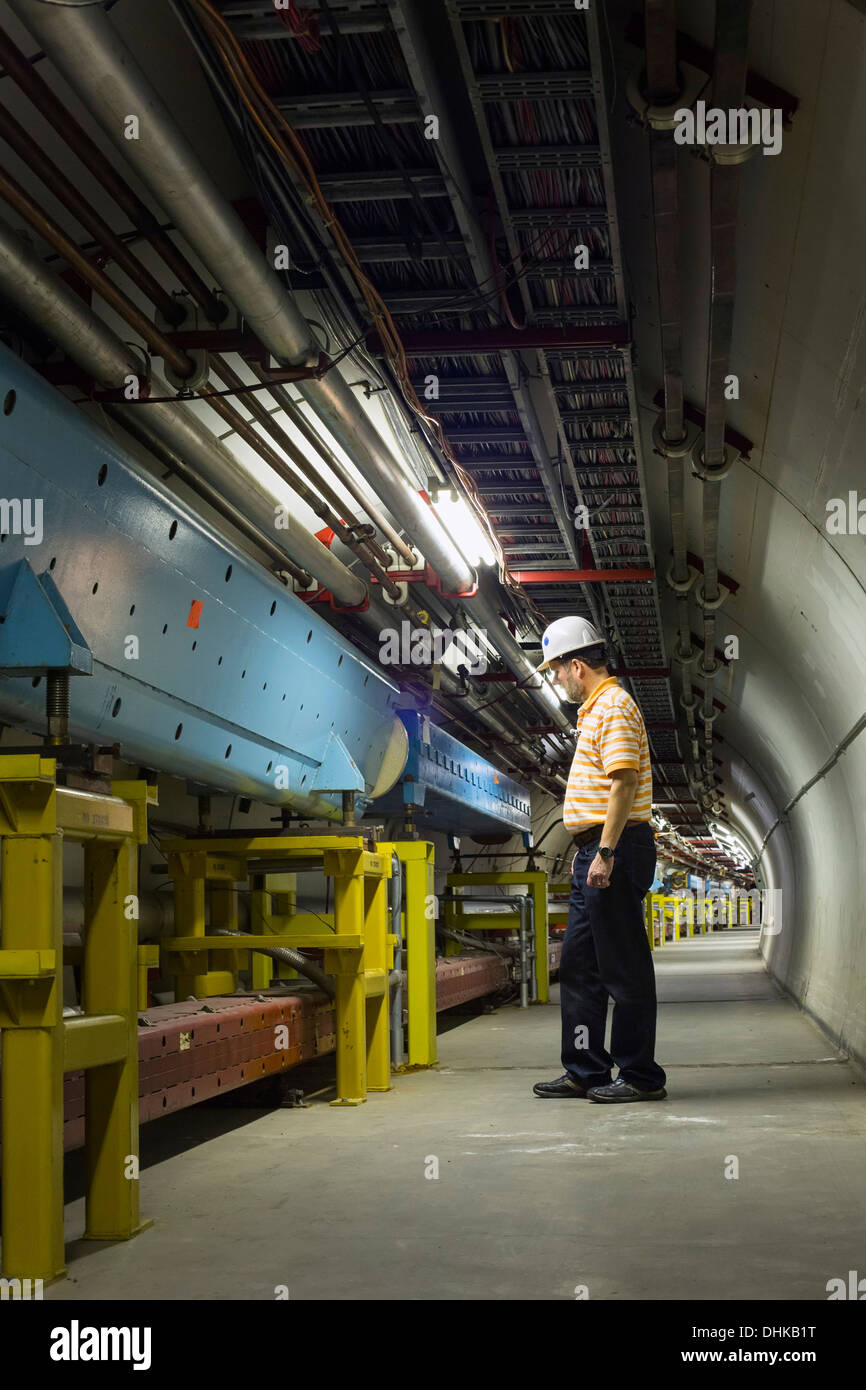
[430,486,496,567]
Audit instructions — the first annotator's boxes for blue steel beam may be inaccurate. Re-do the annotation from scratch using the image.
[0,345,402,814]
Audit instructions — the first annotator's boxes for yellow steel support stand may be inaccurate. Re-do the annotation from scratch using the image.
[0,757,153,1285]
[137,945,159,1011]
[0,758,64,1283]
[445,870,550,1002]
[385,840,437,1068]
[162,833,397,1106]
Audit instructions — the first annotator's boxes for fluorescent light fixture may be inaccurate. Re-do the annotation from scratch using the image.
[431,487,496,567]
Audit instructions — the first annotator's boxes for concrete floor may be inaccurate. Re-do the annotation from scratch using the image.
[46,930,866,1300]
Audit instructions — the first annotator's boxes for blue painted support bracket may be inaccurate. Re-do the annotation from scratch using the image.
[0,559,92,676]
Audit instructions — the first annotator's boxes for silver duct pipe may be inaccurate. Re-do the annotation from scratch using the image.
[0,216,368,608]
[9,0,473,596]
[467,583,573,735]
[643,0,702,791]
[213,928,336,999]
[694,0,751,810]
[440,891,535,1008]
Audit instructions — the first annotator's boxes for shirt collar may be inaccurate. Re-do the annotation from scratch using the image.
[576,675,619,721]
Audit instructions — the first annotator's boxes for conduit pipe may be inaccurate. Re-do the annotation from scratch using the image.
[247,365,417,567]
[0,216,367,607]
[202,361,403,599]
[0,23,225,324]
[643,0,701,786]
[695,0,751,808]
[213,928,336,999]
[0,100,183,326]
[0,167,196,381]
[467,582,573,736]
[9,0,474,595]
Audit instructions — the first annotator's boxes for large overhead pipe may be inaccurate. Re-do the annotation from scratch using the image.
[0,217,367,608]
[8,0,473,596]
[694,0,751,810]
[467,581,574,737]
[0,23,225,325]
[641,0,702,787]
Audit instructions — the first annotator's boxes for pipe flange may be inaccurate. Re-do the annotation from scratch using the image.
[625,60,709,132]
[694,580,729,612]
[671,637,698,667]
[665,560,698,596]
[652,414,702,460]
[157,295,210,392]
[691,438,739,482]
[710,142,758,166]
[381,580,409,607]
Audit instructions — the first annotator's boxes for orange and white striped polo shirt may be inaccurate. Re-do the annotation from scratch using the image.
[563,677,653,832]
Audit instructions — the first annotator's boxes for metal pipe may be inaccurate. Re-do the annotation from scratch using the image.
[208,357,404,597]
[0,168,195,379]
[103,404,311,585]
[249,364,416,566]
[212,928,335,999]
[467,582,573,735]
[0,23,226,323]
[0,215,368,606]
[214,356,390,566]
[201,374,403,598]
[0,101,183,326]
[439,891,536,1006]
[698,0,751,788]
[10,0,474,594]
[643,0,700,789]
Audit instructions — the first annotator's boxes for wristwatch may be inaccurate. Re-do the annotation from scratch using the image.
[598,846,615,860]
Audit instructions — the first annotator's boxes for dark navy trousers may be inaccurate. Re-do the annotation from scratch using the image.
[560,822,666,1091]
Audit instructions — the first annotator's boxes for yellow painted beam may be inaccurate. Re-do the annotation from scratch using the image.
[64,1014,127,1072]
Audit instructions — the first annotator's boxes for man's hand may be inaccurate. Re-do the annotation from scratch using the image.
[587,852,614,888]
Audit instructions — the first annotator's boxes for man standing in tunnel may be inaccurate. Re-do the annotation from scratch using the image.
[532,617,667,1102]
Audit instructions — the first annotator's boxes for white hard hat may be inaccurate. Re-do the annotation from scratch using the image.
[534,615,604,672]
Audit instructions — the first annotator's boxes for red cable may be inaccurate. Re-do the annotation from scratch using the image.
[276,3,321,55]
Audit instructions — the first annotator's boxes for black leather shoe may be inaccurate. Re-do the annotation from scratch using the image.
[587,1077,667,1102]
[533,1074,589,1098]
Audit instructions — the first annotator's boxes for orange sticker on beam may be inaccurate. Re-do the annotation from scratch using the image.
[187,600,204,629]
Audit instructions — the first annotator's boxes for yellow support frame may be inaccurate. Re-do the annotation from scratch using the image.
[161,833,399,1106]
[0,755,154,1285]
[444,869,550,1002]
[385,840,436,1068]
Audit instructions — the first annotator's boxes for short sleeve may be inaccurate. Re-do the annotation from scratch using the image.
[596,698,641,774]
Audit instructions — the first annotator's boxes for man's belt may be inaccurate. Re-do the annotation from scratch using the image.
[571,820,644,848]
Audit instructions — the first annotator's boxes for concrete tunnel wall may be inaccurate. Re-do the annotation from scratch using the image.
[609,0,866,1066]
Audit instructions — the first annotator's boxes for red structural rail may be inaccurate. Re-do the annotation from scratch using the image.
[55,944,563,1150]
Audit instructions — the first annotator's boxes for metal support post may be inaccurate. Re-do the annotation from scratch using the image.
[387,840,437,1067]
[0,759,64,1283]
[445,870,551,1002]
